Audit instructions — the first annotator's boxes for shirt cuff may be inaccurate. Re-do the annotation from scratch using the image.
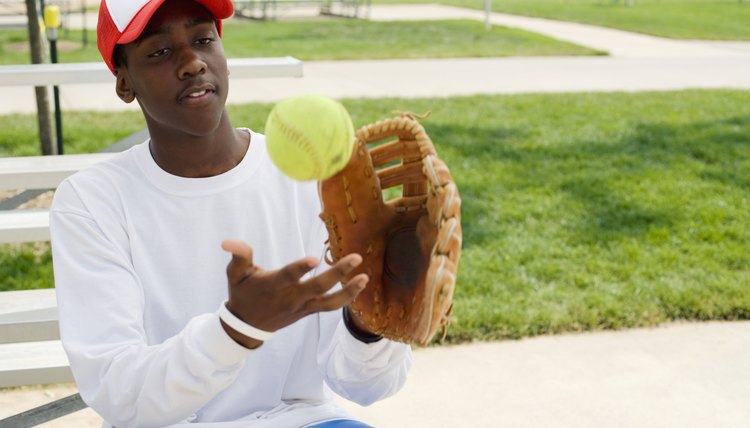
[336,319,395,364]
[191,312,255,367]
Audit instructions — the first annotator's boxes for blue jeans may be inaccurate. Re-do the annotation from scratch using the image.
[307,419,374,428]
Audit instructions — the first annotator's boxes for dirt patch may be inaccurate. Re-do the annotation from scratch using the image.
[0,189,53,209]
[18,190,54,209]
[0,189,22,200]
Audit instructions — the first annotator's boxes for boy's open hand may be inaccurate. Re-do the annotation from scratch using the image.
[220,239,368,348]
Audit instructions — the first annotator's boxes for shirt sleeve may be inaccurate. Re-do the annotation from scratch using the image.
[50,181,255,428]
[317,312,413,406]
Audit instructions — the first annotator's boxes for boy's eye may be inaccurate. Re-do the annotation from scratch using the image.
[196,38,214,45]
[147,48,169,58]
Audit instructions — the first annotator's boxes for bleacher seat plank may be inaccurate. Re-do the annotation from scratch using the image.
[0,289,58,344]
[0,210,49,243]
[0,287,56,315]
[0,341,72,388]
[0,152,115,190]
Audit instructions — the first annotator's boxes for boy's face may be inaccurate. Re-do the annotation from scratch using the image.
[114,0,229,138]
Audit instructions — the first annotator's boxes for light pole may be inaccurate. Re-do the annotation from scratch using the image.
[484,0,492,30]
[44,4,64,155]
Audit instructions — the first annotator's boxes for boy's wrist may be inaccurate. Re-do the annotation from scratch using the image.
[218,301,274,349]
[220,319,264,349]
[342,307,383,344]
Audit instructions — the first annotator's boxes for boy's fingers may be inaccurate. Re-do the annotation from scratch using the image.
[306,273,368,313]
[222,239,254,284]
[277,257,320,283]
[222,239,254,260]
[304,254,363,295]
[344,273,369,296]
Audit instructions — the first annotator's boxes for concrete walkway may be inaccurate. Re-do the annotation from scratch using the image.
[342,321,750,427]
[369,4,750,57]
[1,5,750,427]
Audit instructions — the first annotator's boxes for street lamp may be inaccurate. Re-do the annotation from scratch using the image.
[44,4,64,155]
[484,0,491,30]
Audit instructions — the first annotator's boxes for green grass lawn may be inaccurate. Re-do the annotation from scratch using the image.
[374,0,750,40]
[2,89,750,343]
[0,19,598,66]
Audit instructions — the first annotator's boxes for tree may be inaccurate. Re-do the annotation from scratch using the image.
[25,0,57,155]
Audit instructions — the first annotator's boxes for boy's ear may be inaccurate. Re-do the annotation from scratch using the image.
[115,69,136,104]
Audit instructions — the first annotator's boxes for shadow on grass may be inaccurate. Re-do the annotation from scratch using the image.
[559,115,750,240]
[424,123,526,249]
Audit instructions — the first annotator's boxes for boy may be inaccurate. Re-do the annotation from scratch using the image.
[49,1,412,426]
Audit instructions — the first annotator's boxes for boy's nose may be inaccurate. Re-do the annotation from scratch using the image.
[177,47,207,79]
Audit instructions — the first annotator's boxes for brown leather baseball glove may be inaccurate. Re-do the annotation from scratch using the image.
[319,113,462,346]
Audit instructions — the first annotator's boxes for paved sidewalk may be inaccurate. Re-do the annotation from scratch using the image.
[2,321,749,427]
[340,321,750,428]
[369,4,750,57]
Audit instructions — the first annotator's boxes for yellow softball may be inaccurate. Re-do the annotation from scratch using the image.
[264,95,355,181]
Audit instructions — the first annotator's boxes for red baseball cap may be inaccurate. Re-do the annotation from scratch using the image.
[97,0,234,73]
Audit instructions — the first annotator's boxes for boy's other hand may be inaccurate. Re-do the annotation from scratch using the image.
[220,239,368,346]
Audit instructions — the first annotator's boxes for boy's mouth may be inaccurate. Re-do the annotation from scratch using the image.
[188,90,208,98]
[179,83,217,104]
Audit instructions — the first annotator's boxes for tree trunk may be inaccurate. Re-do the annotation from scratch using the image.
[25,0,57,155]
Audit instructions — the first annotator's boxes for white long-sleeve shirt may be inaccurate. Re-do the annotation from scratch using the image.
[50,130,412,428]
